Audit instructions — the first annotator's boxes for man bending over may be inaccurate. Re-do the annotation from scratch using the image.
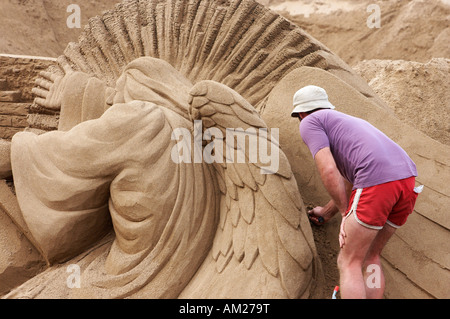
[291,85,421,299]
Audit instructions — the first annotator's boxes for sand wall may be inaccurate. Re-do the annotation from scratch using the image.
[0,55,57,140]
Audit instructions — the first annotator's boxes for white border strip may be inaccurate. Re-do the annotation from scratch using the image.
[0,53,57,62]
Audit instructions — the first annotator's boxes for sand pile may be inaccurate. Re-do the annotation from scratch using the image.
[267,0,450,66]
[354,58,450,146]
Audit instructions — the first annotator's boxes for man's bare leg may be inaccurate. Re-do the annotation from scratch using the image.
[337,215,378,298]
[363,224,396,299]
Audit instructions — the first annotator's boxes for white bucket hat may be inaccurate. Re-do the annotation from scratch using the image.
[291,85,335,117]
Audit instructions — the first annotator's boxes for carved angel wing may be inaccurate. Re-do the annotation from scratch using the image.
[188,80,318,298]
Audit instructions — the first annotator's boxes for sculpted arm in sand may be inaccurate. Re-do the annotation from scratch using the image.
[0,66,112,181]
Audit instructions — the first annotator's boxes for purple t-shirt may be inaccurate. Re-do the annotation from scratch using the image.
[299,110,417,189]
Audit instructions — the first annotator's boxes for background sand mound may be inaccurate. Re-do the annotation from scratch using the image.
[266,0,450,66]
[354,58,450,146]
[0,0,448,299]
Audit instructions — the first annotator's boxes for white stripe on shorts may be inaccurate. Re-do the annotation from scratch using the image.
[345,188,384,230]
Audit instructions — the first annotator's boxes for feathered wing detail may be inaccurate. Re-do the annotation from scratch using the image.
[188,80,318,298]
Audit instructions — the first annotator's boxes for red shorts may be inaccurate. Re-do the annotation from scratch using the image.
[344,177,420,230]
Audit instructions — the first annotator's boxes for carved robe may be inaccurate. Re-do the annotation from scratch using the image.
[10,58,218,298]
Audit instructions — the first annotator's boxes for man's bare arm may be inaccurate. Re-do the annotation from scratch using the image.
[314,147,349,216]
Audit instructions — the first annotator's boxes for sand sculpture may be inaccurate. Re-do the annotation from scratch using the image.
[3,55,322,299]
[1,0,448,299]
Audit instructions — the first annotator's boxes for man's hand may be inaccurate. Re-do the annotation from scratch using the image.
[339,216,348,248]
[308,206,327,225]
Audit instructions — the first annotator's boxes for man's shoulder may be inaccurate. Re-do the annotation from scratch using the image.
[301,109,331,127]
